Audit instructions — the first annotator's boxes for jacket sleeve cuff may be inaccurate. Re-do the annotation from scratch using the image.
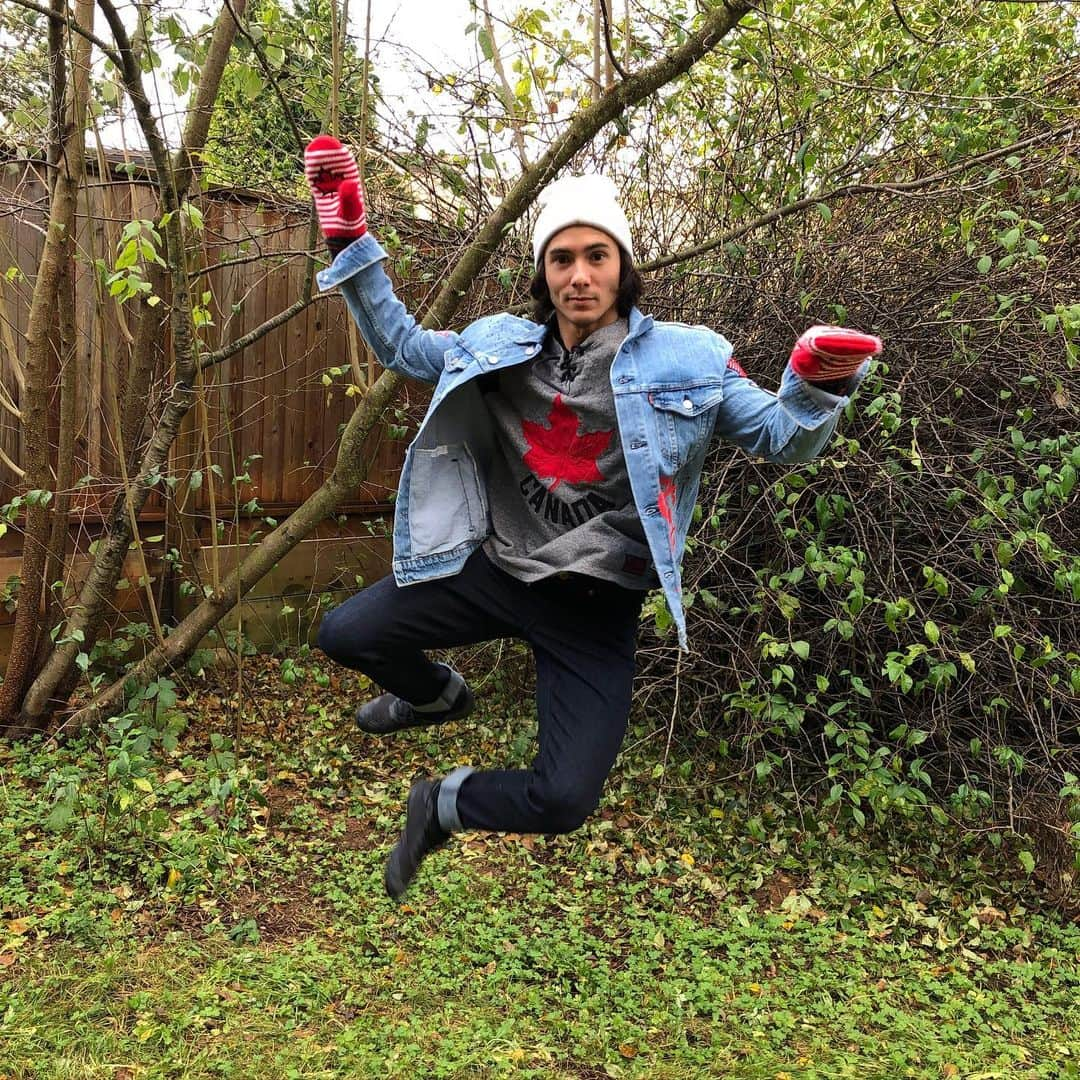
[777,357,871,426]
[315,232,388,292]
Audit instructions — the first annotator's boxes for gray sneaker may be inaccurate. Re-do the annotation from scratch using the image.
[355,680,475,735]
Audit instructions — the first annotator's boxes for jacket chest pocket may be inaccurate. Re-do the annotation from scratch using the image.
[648,384,724,472]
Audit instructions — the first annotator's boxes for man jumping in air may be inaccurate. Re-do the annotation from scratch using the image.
[304,136,882,898]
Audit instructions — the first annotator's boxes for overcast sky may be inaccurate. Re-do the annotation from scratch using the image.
[97,0,504,149]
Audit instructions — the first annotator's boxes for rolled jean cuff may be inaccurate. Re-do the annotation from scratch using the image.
[437,765,475,833]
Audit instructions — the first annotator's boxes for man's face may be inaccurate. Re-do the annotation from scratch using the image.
[543,226,622,342]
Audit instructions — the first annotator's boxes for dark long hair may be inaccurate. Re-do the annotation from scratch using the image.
[529,245,644,324]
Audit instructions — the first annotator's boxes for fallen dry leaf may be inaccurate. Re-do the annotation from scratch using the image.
[975,905,1006,926]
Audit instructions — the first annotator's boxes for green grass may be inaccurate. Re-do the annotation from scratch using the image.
[1,656,1078,1078]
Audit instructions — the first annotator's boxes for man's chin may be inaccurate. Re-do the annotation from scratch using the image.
[559,305,617,328]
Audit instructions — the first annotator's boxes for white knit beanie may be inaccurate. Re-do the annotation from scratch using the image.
[532,174,634,267]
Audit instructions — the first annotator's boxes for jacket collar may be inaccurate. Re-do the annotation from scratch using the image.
[627,305,654,340]
[514,306,653,348]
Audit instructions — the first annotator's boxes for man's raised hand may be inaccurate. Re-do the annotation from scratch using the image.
[789,325,883,384]
[304,135,367,253]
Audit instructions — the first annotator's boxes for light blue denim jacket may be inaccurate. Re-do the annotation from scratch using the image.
[318,233,868,649]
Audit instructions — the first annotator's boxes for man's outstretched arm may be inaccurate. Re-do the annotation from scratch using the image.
[304,136,461,386]
[713,327,882,464]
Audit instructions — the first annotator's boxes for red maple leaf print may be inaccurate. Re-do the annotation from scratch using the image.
[658,473,677,551]
[522,394,613,492]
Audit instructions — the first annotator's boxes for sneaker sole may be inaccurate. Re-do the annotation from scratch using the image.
[357,685,475,735]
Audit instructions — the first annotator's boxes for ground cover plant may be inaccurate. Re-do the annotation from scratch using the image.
[1,651,1078,1079]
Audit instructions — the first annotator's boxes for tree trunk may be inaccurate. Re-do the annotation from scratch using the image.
[36,225,79,672]
[17,0,249,726]
[0,0,95,730]
[70,0,753,730]
[35,0,78,669]
[118,265,169,472]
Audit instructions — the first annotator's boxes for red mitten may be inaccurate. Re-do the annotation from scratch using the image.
[789,325,883,382]
[303,135,367,252]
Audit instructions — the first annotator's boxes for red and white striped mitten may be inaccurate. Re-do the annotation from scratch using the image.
[789,325,883,389]
[303,135,367,255]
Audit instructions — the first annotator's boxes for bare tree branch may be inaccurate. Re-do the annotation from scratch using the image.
[599,0,629,80]
[891,0,935,45]
[641,124,1070,274]
[4,0,122,67]
[200,295,315,371]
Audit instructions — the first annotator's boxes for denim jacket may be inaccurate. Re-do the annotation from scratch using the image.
[318,234,868,649]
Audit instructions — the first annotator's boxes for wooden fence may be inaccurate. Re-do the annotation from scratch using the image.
[0,152,416,652]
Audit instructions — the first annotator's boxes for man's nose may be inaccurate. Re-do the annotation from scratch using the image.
[570,259,590,285]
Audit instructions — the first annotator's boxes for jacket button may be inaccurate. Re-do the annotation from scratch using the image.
[630,440,645,450]
[683,397,693,409]
[617,375,632,384]
[645,506,658,516]
[487,356,499,365]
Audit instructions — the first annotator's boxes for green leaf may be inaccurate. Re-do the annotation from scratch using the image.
[242,66,264,101]
[115,240,139,270]
[976,255,992,274]
[1018,850,1035,874]
[1059,464,1075,498]
[999,227,1021,251]
[47,797,75,832]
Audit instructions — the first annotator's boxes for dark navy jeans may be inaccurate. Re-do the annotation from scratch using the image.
[317,548,643,835]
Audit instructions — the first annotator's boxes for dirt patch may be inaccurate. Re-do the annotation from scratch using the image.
[150,877,329,943]
[230,880,329,941]
[752,870,802,912]
[338,813,383,852]
[551,1063,616,1080]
